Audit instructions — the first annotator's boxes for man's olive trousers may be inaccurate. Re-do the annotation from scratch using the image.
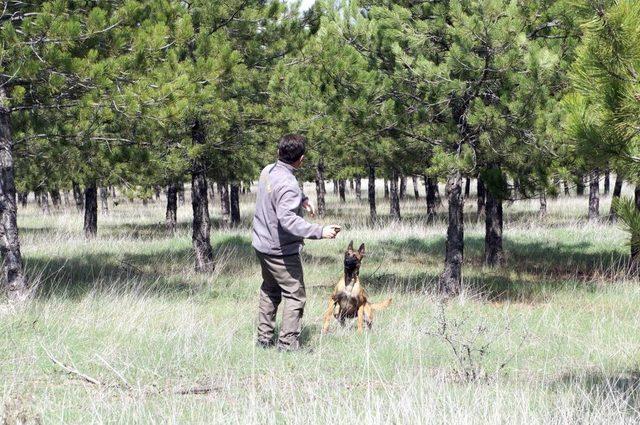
[255,250,306,350]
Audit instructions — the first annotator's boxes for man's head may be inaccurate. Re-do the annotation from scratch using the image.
[278,134,306,168]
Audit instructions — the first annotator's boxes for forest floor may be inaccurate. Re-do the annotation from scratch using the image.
[2,180,640,424]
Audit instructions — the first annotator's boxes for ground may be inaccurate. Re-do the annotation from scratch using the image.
[2,181,640,424]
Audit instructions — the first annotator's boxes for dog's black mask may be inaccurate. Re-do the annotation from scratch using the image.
[344,256,359,271]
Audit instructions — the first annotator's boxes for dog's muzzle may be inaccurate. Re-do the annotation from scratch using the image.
[344,256,359,270]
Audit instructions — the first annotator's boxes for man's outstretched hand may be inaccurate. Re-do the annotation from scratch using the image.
[322,225,341,239]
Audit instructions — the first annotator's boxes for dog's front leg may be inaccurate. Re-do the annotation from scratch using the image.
[356,305,365,333]
[321,297,335,334]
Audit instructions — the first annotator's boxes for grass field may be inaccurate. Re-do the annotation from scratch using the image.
[2,180,640,424]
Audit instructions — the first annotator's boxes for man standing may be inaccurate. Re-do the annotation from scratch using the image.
[252,134,340,350]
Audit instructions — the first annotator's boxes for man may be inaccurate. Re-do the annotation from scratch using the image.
[252,134,340,350]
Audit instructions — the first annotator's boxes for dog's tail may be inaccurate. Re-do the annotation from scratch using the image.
[370,298,392,311]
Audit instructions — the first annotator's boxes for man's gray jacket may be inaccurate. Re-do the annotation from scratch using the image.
[252,160,323,256]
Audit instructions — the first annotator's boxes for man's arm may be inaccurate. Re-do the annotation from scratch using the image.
[275,187,323,239]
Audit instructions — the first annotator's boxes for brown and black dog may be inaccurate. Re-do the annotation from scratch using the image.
[321,241,392,333]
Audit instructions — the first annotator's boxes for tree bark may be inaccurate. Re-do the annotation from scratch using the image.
[219,181,230,226]
[563,180,570,196]
[230,181,240,226]
[154,185,161,201]
[355,176,362,201]
[333,179,339,195]
[539,191,547,218]
[178,180,185,206]
[588,170,600,221]
[632,186,640,271]
[368,165,377,222]
[389,170,401,220]
[610,174,623,221]
[338,179,346,203]
[477,178,486,220]
[50,189,61,209]
[315,161,326,218]
[18,192,27,208]
[400,175,407,199]
[191,120,214,273]
[207,179,215,204]
[484,183,504,267]
[383,179,389,199]
[99,187,109,215]
[166,182,178,233]
[604,170,610,195]
[412,176,420,199]
[425,176,438,223]
[40,191,50,215]
[0,91,27,300]
[439,173,464,295]
[464,177,471,198]
[576,174,585,196]
[83,182,98,238]
[72,181,84,212]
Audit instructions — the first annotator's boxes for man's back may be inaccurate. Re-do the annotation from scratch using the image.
[252,161,322,256]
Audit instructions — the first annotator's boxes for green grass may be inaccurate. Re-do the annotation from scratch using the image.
[2,181,640,424]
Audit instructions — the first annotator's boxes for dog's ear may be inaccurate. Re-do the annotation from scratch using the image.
[347,240,354,252]
[358,243,365,256]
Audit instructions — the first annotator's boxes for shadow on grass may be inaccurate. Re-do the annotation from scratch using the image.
[554,370,640,414]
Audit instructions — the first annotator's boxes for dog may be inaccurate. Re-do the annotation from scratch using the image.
[321,241,392,333]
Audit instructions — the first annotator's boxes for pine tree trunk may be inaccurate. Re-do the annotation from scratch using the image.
[166,182,178,233]
[154,185,161,201]
[72,181,84,212]
[349,179,354,191]
[576,174,585,196]
[0,92,27,300]
[484,184,504,267]
[191,120,214,272]
[219,181,230,226]
[425,176,438,223]
[539,191,547,218]
[110,185,116,199]
[588,170,599,221]
[63,191,70,207]
[477,178,486,220]
[412,176,420,199]
[18,192,27,208]
[400,175,407,199]
[333,179,339,195]
[338,179,346,203]
[563,180,570,196]
[389,170,401,220]
[99,187,109,215]
[315,161,326,218]
[632,186,640,271]
[604,170,610,195]
[50,189,61,208]
[83,182,98,238]
[178,180,185,206]
[207,179,215,203]
[230,181,240,226]
[464,177,471,198]
[610,174,623,221]
[41,192,50,215]
[439,172,464,295]
[355,176,362,201]
[383,179,389,199]
[368,165,377,222]
[192,169,213,272]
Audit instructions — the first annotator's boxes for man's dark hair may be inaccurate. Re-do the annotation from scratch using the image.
[278,134,306,164]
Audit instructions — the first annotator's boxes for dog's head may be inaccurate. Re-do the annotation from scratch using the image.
[344,240,365,274]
